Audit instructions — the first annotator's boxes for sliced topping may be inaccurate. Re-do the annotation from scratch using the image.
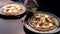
[42,21,45,22]
[41,26,46,28]
[13,10,17,12]
[32,18,36,23]
[45,15,49,18]
[17,7,22,10]
[50,20,53,23]
[45,18,50,23]
[32,21,40,27]
[41,25,49,28]
[32,20,36,23]
[39,23,44,26]
[40,17,45,22]
[6,9,9,11]
[35,24,40,27]
[35,18,40,21]
[8,9,12,13]
[49,23,53,26]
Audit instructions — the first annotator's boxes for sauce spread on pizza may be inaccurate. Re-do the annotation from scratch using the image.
[29,14,57,31]
[1,4,25,15]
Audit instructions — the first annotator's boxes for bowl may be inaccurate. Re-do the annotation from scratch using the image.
[23,11,60,33]
[0,3,26,19]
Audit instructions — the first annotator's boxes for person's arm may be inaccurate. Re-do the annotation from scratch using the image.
[33,0,39,7]
[24,0,39,7]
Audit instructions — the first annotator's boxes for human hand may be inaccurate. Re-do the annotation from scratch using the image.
[24,0,39,7]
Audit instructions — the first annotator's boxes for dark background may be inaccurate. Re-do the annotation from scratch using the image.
[36,0,60,18]
[11,0,60,18]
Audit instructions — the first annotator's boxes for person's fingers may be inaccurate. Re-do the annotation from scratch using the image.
[24,0,28,5]
[33,0,39,7]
